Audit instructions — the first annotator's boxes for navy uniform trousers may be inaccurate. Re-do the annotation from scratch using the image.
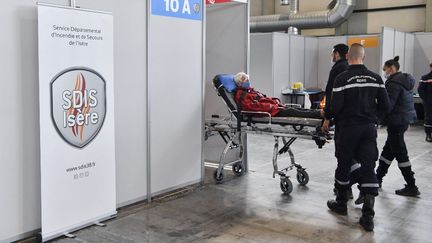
[334,123,379,196]
[376,124,415,186]
[334,126,362,186]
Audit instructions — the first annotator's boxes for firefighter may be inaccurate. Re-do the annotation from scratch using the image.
[325,43,390,232]
[418,63,432,142]
[375,56,420,197]
[322,44,361,202]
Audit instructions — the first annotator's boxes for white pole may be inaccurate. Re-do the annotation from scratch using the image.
[70,0,76,8]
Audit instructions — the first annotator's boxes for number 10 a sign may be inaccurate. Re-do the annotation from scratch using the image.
[152,0,202,21]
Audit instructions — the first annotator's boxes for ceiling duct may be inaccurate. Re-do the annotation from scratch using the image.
[287,0,299,34]
[250,0,356,33]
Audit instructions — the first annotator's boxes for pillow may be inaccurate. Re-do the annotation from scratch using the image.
[217,74,237,93]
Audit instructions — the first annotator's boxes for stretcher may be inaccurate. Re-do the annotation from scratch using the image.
[205,74,328,195]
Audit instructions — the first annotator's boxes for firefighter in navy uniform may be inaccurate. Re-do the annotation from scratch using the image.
[324,43,350,113]
[375,56,420,197]
[323,44,362,201]
[325,44,390,232]
[418,63,432,142]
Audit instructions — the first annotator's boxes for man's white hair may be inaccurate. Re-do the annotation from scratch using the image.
[234,72,249,86]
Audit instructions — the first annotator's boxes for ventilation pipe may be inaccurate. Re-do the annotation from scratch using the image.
[287,0,299,35]
[250,0,356,33]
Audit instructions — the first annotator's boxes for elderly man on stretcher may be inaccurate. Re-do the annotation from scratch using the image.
[233,72,324,119]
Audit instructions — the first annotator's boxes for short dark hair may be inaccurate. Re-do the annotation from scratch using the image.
[333,43,349,57]
[384,56,400,71]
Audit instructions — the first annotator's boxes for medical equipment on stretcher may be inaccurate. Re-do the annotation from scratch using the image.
[205,74,328,195]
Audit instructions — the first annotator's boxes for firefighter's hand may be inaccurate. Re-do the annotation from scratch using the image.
[321,119,330,133]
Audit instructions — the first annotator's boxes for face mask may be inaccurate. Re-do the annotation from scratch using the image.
[241,81,250,89]
[383,72,390,79]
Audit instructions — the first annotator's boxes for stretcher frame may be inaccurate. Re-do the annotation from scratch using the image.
[205,76,327,194]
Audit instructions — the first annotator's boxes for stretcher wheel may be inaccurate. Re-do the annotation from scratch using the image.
[213,170,224,184]
[296,169,309,186]
[280,177,293,195]
[293,125,304,131]
[232,162,245,176]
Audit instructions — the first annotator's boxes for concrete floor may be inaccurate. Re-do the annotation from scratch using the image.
[53,125,431,243]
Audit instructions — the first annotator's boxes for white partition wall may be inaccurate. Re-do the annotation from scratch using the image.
[351,35,381,74]
[273,33,290,98]
[381,27,417,76]
[405,33,415,76]
[250,33,293,99]
[381,27,396,76]
[114,0,148,208]
[1,2,44,241]
[204,1,249,164]
[250,33,322,96]
[205,2,249,118]
[414,33,432,81]
[304,37,319,88]
[394,31,406,71]
[250,33,274,96]
[250,32,291,99]
[149,0,204,195]
[289,35,305,86]
[317,36,347,89]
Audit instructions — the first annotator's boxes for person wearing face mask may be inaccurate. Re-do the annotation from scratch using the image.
[418,63,432,142]
[375,56,420,197]
[233,72,323,118]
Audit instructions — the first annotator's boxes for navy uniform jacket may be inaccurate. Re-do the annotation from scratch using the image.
[327,65,391,127]
[418,71,432,101]
[382,72,417,126]
[418,71,432,123]
[324,59,349,119]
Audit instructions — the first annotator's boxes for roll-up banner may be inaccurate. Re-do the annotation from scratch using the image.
[37,3,116,241]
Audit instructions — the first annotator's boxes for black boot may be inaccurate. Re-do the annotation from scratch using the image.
[359,194,375,232]
[354,185,364,205]
[333,187,353,199]
[426,133,432,142]
[395,184,420,197]
[327,189,348,215]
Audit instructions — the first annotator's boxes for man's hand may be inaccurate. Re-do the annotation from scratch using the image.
[322,119,330,133]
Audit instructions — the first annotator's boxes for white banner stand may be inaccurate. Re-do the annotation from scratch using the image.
[37,2,117,242]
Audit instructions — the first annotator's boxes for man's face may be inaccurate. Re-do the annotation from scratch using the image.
[331,50,339,63]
